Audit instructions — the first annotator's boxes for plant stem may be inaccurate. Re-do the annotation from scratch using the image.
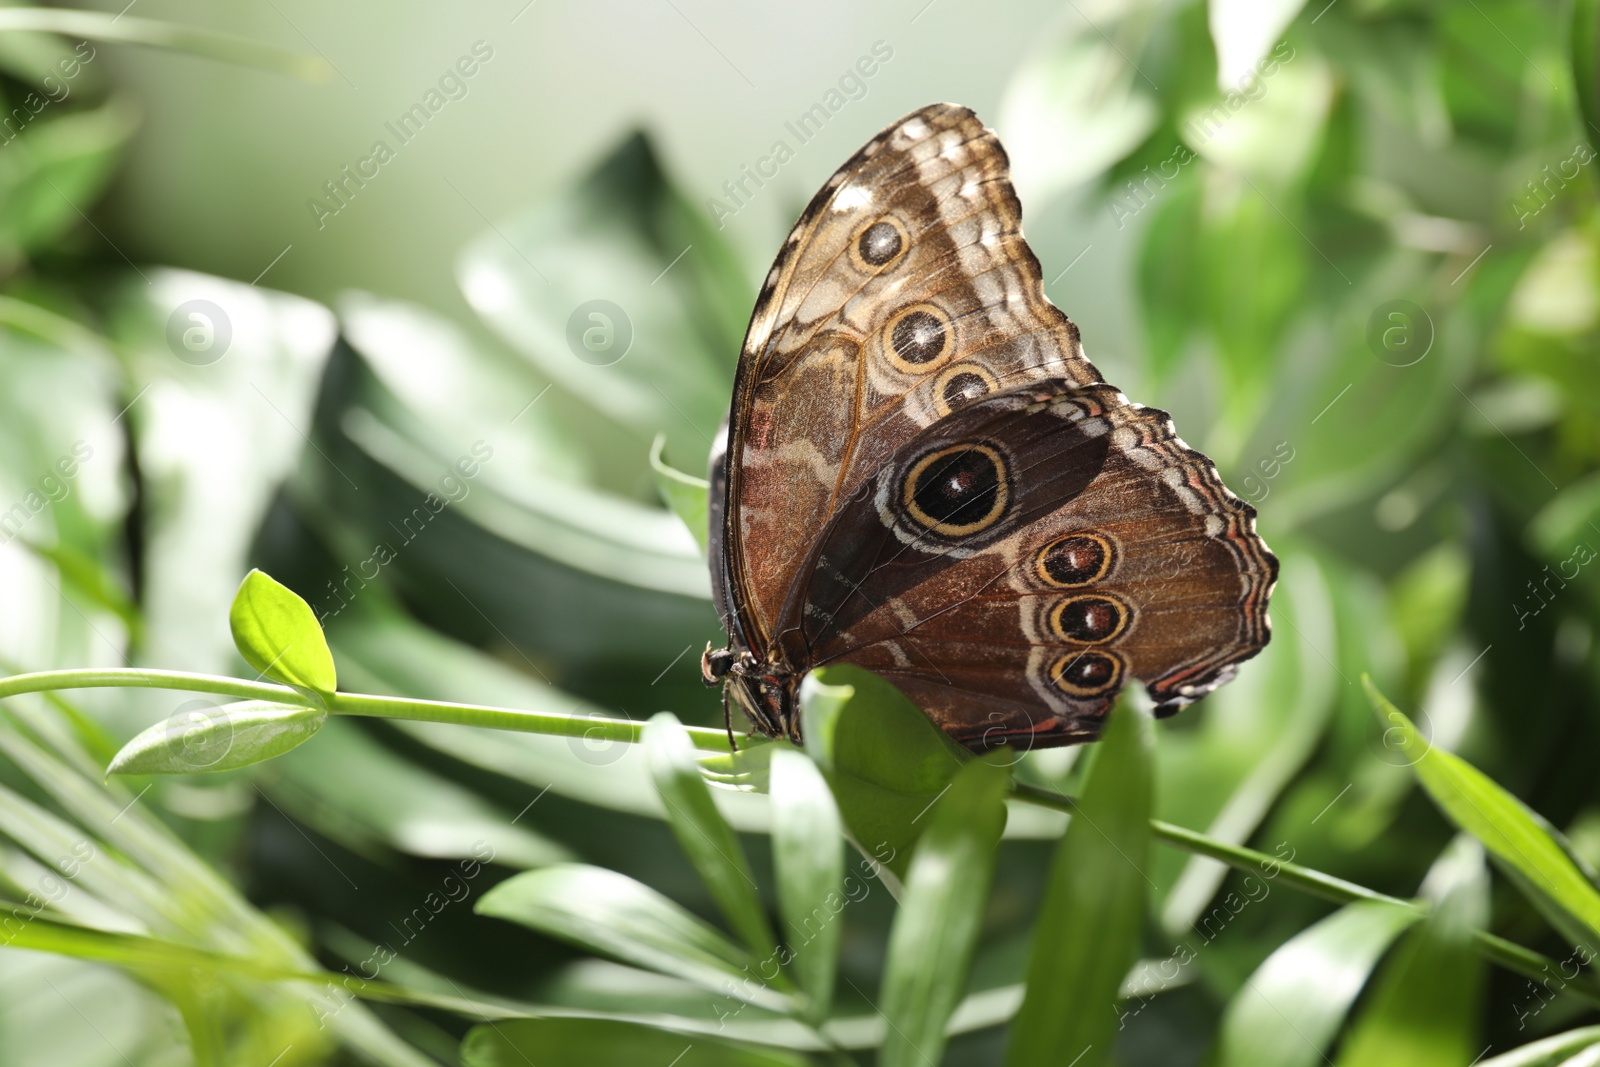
[0,668,736,752]
[1012,782,1600,1007]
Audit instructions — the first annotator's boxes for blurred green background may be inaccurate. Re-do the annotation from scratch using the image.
[3,0,1600,1063]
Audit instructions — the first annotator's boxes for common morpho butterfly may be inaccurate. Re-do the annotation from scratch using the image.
[700,103,1278,752]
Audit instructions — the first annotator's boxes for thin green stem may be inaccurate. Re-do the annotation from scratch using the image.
[0,668,736,752]
[1012,783,1600,1008]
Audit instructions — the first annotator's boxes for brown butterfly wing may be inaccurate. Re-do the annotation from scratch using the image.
[769,381,1278,751]
[714,103,1102,653]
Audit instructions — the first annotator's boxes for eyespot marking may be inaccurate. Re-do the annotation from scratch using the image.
[1048,650,1123,697]
[900,442,1009,537]
[1036,533,1115,588]
[1049,595,1128,645]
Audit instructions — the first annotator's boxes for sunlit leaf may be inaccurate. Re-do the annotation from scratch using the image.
[477,864,783,1010]
[1209,0,1307,90]
[878,756,1010,1067]
[106,699,325,776]
[1210,900,1419,1067]
[644,713,778,960]
[1478,1027,1600,1067]
[768,747,844,1021]
[461,1018,808,1067]
[228,569,336,699]
[1006,703,1152,1067]
[650,433,710,556]
[1365,679,1600,952]
[800,664,969,881]
[1334,837,1489,1067]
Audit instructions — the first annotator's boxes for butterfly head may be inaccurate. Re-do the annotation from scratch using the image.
[701,643,802,744]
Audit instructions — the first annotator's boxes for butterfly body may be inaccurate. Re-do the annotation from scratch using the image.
[703,104,1277,752]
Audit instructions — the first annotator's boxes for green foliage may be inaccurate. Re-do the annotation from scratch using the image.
[3,0,1600,1063]
[1006,704,1153,1067]
[228,568,337,701]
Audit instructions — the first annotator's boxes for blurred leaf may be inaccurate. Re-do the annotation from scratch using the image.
[650,433,709,556]
[477,863,784,1009]
[229,569,336,700]
[0,100,134,266]
[107,699,325,776]
[1575,0,1600,151]
[644,713,778,960]
[1480,1028,1600,1067]
[1365,679,1600,951]
[1209,0,1307,90]
[1137,180,1203,381]
[269,718,571,868]
[458,132,750,466]
[998,11,1159,202]
[768,747,844,1022]
[800,664,969,881]
[878,756,1010,1067]
[1210,900,1418,1067]
[1006,703,1152,1067]
[0,9,332,81]
[1333,838,1489,1067]
[461,1018,808,1067]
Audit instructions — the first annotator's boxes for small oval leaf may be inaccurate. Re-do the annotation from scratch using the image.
[650,433,710,556]
[107,700,327,775]
[228,569,337,699]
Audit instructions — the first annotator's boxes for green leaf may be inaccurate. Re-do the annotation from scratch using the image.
[0,8,333,81]
[768,747,845,1022]
[106,700,326,776]
[460,1018,809,1067]
[650,433,710,556]
[877,755,1010,1067]
[1364,678,1600,952]
[1572,0,1600,152]
[1334,838,1489,1067]
[228,569,337,700]
[457,131,751,467]
[800,664,970,881]
[477,864,783,1010]
[644,713,779,962]
[1210,900,1419,1067]
[1479,1028,1600,1067]
[1006,703,1153,1067]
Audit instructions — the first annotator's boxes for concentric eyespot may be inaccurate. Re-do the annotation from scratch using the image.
[1048,650,1123,697]
[852,218,908,270]
[1036,533,1116,588]
[933,362,998,416]
[885,304,953,371]
[900,442,1010,537]
[1048,595,1128,645]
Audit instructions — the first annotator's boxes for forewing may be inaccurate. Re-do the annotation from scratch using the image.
[713,103,1103,650]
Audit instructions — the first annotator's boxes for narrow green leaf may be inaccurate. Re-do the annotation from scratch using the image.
[644,713,779,963]
[878,755,1011,1067]
[1479,1028,1600,1067]
[650,433,710,556]
[477,863,783,1009]
[800,664,970,881]
[228,569,337,700]
[461,1018,809,1067]
[1364,678,1600,951]
[769,747,845,1021]
[0,9,334,81]
[1574,0,1600,152]
[1334,839,1489,1067]
[106,700,326,776]
[1006,703,1153,1067]
[1211,900,1419,1067]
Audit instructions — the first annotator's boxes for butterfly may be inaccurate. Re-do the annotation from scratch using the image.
[701,103,1277,752]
